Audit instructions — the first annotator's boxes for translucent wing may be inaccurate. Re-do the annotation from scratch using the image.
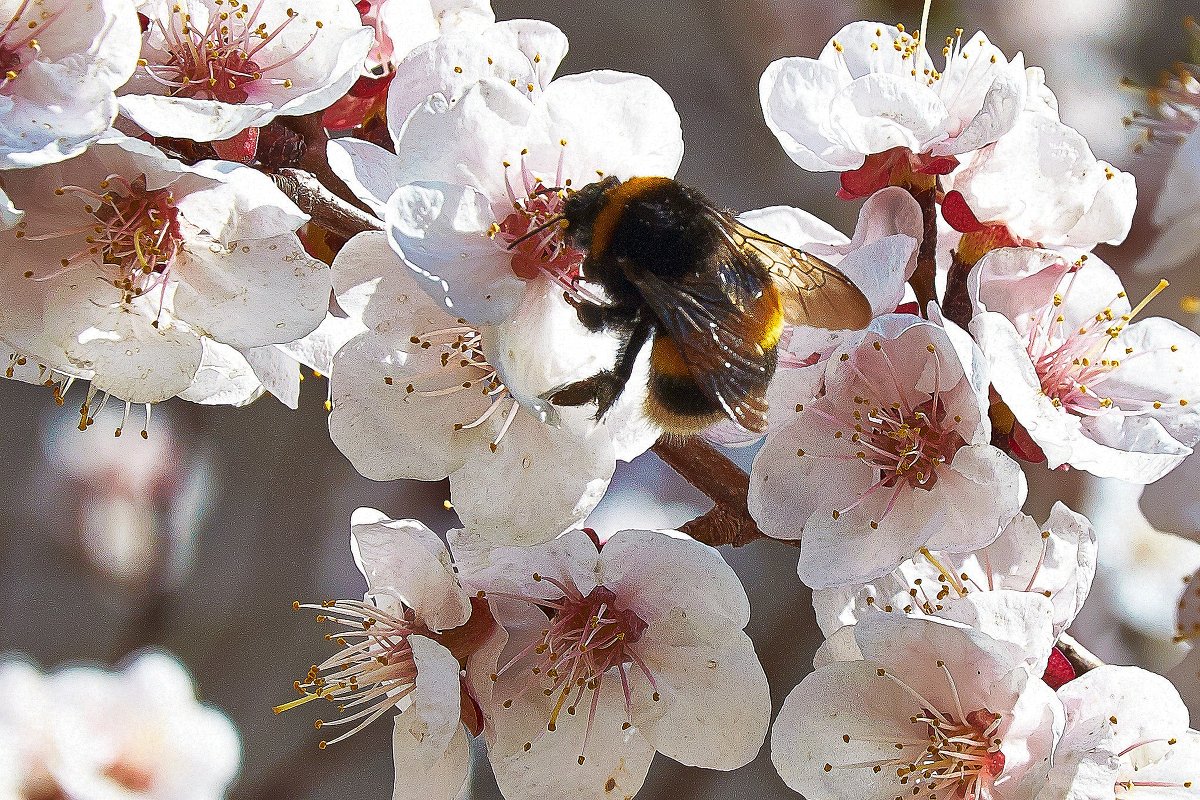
[629,263,772,432]
[707,210,873,331]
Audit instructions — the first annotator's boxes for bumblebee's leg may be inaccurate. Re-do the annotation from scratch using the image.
[564,292,641,333]
[548,316,653,419]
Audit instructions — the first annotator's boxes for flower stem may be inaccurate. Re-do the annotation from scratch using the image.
[651,437,785,548]
[909,184,939,315]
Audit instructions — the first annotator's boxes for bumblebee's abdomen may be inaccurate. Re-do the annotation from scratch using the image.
[645,334,778,435]
[646,348,727,435]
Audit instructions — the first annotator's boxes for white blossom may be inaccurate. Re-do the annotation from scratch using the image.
[1042,666,1198,800]
[277,509,502,800]
[760,22,1025,182]
[772,593,1063,800]
[327,232,657,545]
[749,313,1026,589]
[0,652,241,800]
[0,134,330,411]
[329,22,682,325]
[120,0,373,141]
[0,0,140,169]
[968,247,1200,482]
[813,501,1097,638]
[452,527,771,800]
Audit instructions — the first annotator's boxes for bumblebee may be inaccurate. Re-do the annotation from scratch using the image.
[533,176,872,435]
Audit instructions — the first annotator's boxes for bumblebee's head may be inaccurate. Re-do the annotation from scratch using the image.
[561,176,621,250]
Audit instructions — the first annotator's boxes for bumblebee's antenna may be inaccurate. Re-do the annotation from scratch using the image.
[505,215,566,250]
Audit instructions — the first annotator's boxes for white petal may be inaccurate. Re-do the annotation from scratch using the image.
[386,181,526,326]
[178,339,266,407]
[173,236,330,349]
[390,635,464,781]
[637,633,770,770]
[596,529,751,633]
[1057,666,1190,757]
[392,719,469,800]
[328,137,408,217]
[760,56,865,171]
[349,511,471,631]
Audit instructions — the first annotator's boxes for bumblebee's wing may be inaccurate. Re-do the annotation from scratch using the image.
[709,211,873,331]
[629,264,771,433]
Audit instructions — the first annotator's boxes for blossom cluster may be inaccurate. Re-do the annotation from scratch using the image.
[3,2,1200,800]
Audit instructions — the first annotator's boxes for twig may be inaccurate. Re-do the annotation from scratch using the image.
[1057,631,1104,675]
[908,184,940,314]
[273,168,384,240]
[941,249,974,328]
[651,436,777,547]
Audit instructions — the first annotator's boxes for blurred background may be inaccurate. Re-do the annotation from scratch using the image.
[3,0,1199,797]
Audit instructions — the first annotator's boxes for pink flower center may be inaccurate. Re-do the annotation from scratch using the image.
[489,576,657,764]
[101,761,155,792]
[804,343,967,526]
[142,1,321,103]
[835,666,1006,800]
[17,174,184,305]
[1027,271,1182,416]
[490,146,591,300]
[0,0,58,91]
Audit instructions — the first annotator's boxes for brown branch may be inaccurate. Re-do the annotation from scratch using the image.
[1057,631,1104,675]
[277,112,375,216]
[273,167,384,240]
[908,184,939,315]
[651,436,780,547]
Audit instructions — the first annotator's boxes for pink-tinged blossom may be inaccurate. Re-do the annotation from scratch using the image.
[748,314,1026,589]
[276,509,502,800]
[0,134,330,412]
[0,0,141,169]
[360,0,493,73]
[120,0,373,142]
[0,651,241,800]
[772,594,1063,800]
[942,69,1135,254]
[327,232,657,544]
[813,501,1097,638]
[759,22,1026,194]
[1042,666,1198,800]
[329,24,682,326]
[703,188,921,447]
[968,247,1200,482]
[451,527,771,800]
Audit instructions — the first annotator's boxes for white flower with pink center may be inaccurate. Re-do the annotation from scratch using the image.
[0,133,330,414]
[0,0,140,169]
[941,69,1135,253]
[119,0,373,142]
[0,651,241,800]
[772,593,1063,800]
[1042,666,1199,800]
[327,232,657,544]
[748,313,1026,589]
[968,247,1200,482]
[450,527,771,800]
[759,22,1026,194]
[276,509,502,800]
[328,26,682,326]
[362,0,494,73]
[702,187,922,448]
[813,501,1097,639]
